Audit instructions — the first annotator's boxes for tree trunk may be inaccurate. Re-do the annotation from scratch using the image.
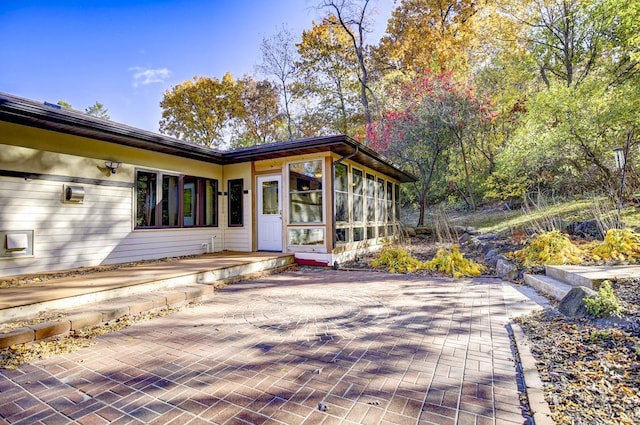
[458,134,476,210]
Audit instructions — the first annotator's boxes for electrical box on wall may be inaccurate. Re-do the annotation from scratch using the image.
[0,230,34,258]
[64,185,85,203]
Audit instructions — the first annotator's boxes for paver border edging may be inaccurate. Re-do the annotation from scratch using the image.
[510,322,556,425]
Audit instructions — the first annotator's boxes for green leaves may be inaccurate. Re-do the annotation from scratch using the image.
[584,280,623,318]
[160,74,284,149]
[160,74,242,148]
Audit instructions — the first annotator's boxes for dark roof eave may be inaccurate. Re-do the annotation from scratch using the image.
[0,93,225,164]
[226,135,417,183]
[0,93,416,182]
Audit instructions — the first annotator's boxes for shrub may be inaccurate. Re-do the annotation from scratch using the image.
[424,245,486,278]
[584,280,623,318]
[511,230,583,267]
[592,228,640,262]
[370,246,427,273]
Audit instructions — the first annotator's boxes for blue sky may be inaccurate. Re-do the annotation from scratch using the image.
[1,0,393,133]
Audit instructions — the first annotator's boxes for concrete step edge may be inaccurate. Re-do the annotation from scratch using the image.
[545,265,595,288]
[524,273,573,301]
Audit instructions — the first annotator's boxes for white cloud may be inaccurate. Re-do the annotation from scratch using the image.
[129,66,171,88]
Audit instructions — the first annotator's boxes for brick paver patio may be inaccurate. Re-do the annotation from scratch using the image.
[0,269,545,424]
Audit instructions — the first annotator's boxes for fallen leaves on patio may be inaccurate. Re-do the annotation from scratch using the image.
[517,279,640,425]
[0,305,188,370]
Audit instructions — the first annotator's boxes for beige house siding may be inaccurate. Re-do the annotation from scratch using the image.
[107,228,223,262]
[220,163,252,252]
[0,131,252,278]
[0,175,131,276]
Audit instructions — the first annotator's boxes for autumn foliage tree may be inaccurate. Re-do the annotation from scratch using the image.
[295,15,362,135]
[159,74,243,148]
[160,74,284,149]
[229,76,283,148]
[318,0,377,127]
[375,0,480,74]
[258,26,298,140]
[368,71,496,225]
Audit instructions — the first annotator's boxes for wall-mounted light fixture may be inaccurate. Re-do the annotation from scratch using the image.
[104,161,121,174]
[613,147,625,170]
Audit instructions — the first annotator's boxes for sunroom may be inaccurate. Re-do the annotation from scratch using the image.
[234,136,416,267]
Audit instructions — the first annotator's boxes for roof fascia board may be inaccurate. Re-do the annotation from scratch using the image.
[0,93,225,164]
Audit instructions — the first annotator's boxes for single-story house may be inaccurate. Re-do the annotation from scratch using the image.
[0,92,415,278]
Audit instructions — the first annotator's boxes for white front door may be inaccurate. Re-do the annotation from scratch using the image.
[257,175,282,251]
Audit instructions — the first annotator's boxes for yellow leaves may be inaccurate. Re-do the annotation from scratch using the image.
[511,230,584,267]
[424,245,486,278]
[592,228,640,262]
[370,246,427,273]
[377,0,480,73]
[370,244,486,278]
[159,74,244,148]
[513,228,640,267]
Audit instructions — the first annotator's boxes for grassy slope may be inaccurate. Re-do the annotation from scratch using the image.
[448,198,640,235]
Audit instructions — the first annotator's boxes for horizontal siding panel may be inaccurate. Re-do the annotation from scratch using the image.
[223,228,251,251]
[35,236,128,250]
[0,194,131,207]
[34,246,121,259]
[0,181,131,195]
[0,211,132,224]
[0,195,130,207]
[126,229,222,242]
[27,227,131,237]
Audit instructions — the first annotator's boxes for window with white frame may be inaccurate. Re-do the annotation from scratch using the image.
[289,160,323,223]
[352,168,364,223]
[334,162,348,223]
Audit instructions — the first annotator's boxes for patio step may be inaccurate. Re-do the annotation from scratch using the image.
[525,264,640,301]
[546,264,640,289]
[0,253,296,348]
[523,274,573,301]
[0,253,295,323]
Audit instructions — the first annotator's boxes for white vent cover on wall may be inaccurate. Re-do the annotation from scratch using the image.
[1,230,34,258]
[6,233,28,250]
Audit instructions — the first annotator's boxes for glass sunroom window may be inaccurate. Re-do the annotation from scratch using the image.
[289,160,323,223]
[366,173,375,223]
[376,177,385,223]
[334,162,348,223]
[387,181,394,222]
[352,168,363,222]
[395,184,401,220]
[289,228,324,245]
